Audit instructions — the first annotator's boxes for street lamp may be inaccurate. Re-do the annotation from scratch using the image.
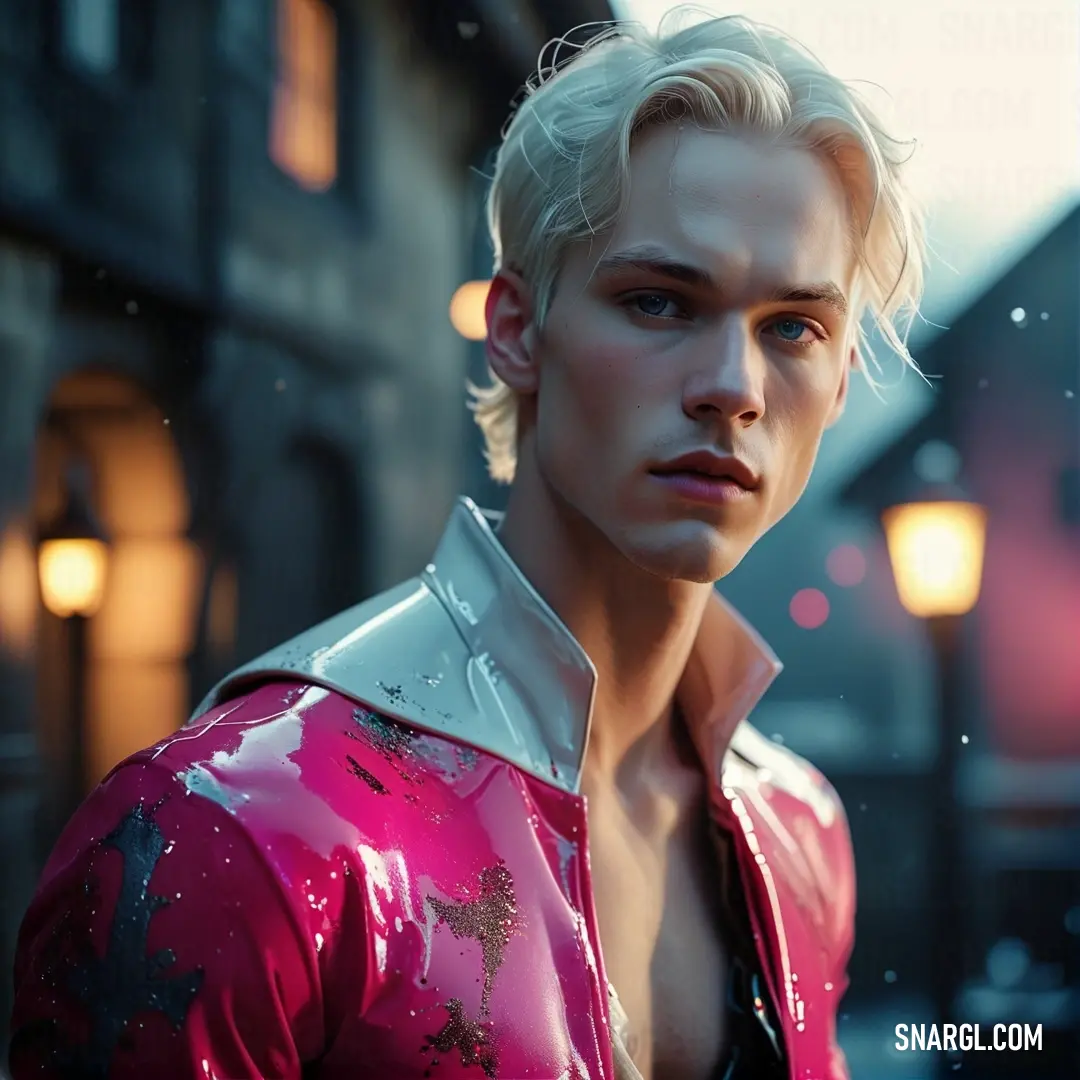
[881,485,988,1045]
[37,463,110,804]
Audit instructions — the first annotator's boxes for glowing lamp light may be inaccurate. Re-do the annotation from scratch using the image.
[37,471,111,619]
[881,500,987,618]
[38,538,110,618]
[449,280,491,341]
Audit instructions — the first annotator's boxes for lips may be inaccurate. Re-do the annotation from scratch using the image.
[651,451,760,491]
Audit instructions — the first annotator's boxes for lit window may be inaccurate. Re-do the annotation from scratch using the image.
[271,0,338,192]
[60,0,120,75]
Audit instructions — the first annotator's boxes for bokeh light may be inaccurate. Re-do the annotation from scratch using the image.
[789,588,830,629]
[38,538,109,618]
[881,500,987,618]
[826,543,867,587]
[449,280,491,341]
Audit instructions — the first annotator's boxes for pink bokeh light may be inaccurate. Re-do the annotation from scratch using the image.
[789,588,830,630]
[826,543,867,587]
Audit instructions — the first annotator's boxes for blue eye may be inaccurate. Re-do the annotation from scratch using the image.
[635,294,675,317]
[772,318,810,342]
[768,317,826,346]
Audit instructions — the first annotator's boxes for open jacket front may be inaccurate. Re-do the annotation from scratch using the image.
[11,498,855,1080]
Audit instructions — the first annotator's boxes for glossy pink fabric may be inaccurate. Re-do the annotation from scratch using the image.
[11,680,854,1079]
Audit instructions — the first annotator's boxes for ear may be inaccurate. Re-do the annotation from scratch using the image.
[825,345,855,428]
[485,270,539,394]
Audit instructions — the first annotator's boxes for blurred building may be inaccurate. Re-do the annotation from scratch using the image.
[0,0,610,1053]
[841,205,1080,1078]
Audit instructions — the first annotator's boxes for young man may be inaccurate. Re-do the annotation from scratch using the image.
[10,10,925,1080]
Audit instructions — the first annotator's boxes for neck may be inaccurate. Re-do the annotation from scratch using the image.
[497,456,714,788]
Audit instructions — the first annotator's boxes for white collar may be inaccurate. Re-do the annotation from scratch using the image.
[195,497,783,793]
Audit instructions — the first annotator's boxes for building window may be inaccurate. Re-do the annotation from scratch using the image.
[59,0,120,75]
[271,0,338,193]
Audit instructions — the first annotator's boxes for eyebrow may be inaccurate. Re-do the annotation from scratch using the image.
[594,245,849,318]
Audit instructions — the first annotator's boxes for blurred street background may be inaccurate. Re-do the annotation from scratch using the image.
[0,0,1077,1077]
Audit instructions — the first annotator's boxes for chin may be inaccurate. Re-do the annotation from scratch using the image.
[619,521,751,584]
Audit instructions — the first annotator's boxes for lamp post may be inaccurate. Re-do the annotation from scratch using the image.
[880,488,987,1042]
[37,465,110,808]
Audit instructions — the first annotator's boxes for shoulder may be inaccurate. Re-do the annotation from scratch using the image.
[133,679,461,859]
[187,573,529,781]
[21,680,362,947]
[729,720,849,833]
[15,677,398,989]
[11,679,435,1074]
[10,719,331,1074]
[728,721,856,962]
[130,679,486,896]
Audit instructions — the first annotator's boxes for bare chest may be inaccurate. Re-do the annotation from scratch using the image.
[588,803,729,1080]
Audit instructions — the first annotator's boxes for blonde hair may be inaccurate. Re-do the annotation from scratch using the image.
[470,7,927,484]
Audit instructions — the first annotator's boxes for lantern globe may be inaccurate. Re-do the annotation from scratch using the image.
[38,538,110,618]
[37,479,111,619]
[881,499,987,618]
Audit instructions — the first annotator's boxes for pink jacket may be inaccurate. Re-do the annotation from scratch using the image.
[11,498,855,1079]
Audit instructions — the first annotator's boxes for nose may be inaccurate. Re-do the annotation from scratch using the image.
[681,317,766,426]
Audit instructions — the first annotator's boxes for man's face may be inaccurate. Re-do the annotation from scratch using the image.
[496,125,856,583]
